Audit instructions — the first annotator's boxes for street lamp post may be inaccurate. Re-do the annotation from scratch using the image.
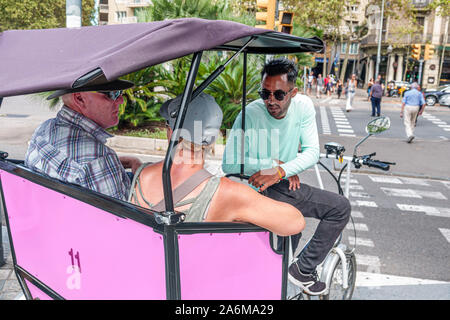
[375,0,385,80]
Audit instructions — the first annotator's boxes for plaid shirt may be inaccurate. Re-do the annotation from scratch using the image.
[25,106,130,200]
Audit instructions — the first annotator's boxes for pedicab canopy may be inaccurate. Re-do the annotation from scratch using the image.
[0,18,323,98]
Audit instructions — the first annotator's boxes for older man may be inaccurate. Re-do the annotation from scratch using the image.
[25,80,142,200]
[400,82,425,143]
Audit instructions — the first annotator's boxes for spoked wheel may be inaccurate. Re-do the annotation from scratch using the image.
[320,252,357,300]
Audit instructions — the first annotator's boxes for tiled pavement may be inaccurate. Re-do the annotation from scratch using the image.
[1,226,23,300]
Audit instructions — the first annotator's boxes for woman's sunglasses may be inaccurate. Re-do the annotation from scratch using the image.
[258,88,293,101]
[99,90,122,101]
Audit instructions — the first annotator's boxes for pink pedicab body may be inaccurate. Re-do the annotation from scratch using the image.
[1,170,166,299]
[178,232,282,300]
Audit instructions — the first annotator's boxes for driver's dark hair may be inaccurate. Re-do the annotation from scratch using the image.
[261,58,298,84]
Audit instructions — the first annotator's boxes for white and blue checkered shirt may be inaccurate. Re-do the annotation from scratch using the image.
[25,106,130,200]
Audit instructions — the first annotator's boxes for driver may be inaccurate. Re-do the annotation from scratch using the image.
[128,92,305,236]
[25,80,142,201]
[222,58,351,295]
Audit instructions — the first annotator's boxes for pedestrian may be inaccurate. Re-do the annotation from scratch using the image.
[346,73,357,112]
[325,74,332,97]
[222,58,351,295]
[367,78,374,101]
[369,80,383,117]
[307,71,315,96]
[336,79,343,99]
[316,74,324,98]
[400,82,425,143]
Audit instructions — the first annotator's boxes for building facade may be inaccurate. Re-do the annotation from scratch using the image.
[359,0,449,88]
[98,0,151,25]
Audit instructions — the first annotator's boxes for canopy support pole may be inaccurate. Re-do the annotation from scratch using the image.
[191,37,256,101]
[240,52,248,177]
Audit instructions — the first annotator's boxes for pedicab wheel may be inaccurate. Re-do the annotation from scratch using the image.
[320,252,357,300]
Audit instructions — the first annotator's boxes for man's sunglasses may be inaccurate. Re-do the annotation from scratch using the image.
[258,88,293,101]
[99,90,122,101]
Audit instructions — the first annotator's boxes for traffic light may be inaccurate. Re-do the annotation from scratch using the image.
[255,0,276,30]
[411,44,421,60]
[277,11,294,34]
[424,44,435,60]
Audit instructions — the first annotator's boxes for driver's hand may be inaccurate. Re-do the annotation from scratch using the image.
[288,175,301,191]
[400,111,404,118]
[249,167,284,193]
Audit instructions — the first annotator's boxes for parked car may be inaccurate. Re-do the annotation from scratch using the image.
[387,81,411,97]
[438,93,450,107]
[424,85,450,106]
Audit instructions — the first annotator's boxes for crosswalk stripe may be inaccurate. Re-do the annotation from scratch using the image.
[351,200,378,207]
[369,176,403,184]
[356,254,380,266]
[381,187,447,200]
[350,192,371,198]
[397,204,450,218]
[349,185,364,190]
[438,228,450,243]
[346,223,369,231]
[351,211,364,218]
[399,177,430,186]
[348,236,374,247]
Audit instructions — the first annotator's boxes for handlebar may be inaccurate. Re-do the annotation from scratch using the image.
[364,159,390,171]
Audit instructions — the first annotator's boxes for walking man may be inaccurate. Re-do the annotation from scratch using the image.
[369,80,383,116]
[400,82,425,143]
[222,58,351,295]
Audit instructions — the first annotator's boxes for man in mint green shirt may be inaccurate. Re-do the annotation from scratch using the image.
[222,58,351,295]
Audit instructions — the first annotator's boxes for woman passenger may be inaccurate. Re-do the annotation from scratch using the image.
[128,93,305,236]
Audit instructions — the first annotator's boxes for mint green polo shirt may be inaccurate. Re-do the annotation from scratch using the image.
[222,94,320,178]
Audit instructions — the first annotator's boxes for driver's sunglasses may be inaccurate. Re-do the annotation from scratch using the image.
[258,88,293,101]
[99,90,122,101]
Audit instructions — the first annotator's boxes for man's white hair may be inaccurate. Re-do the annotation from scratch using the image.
[411,82,419,90]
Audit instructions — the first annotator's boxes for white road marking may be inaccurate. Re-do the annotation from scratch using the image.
[348,236,374,247]
[350,192,371,198]
[381,187,447,200]
[340,178,359,184]
[336,124,352,129]
[399,177,430,186]
[320,106,331,135]
[369,176,403,184]
[356,272,448,287]
[438,125,450,128]
[337,129,355,133]
[349,185,364,190]
[356,254,380,266]
[438,228,450,243]
[351,200,378,208]
[347,223,369,231]
[340,133,356,137]
[351,210,364,218]
[397,204,450,218]
[441,181,450,189]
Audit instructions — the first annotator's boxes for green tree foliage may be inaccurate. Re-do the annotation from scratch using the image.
[0,0,96,32]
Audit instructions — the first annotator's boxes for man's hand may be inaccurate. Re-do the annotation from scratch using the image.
[271,159,301,191]
[400,110,404,118]
[249,166,284,193]
[119,156,142,174]
[288,174,301,191]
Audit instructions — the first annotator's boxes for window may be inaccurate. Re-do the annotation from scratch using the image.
[116,11,127,22]
[341,43,359,55]
[416,17,425,26]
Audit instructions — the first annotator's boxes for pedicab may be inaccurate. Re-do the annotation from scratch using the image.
[0,18,323,300]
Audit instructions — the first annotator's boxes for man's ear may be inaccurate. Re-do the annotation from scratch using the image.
[72,92,86,110]
[291,87,299,97]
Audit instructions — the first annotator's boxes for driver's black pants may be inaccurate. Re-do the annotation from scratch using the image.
[263,180,351,274]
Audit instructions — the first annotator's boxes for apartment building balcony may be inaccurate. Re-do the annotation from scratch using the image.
[118,16,138,24]
[126,0,151,8]
[99,4,109,13]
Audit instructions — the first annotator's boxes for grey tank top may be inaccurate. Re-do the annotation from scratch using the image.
[128,163,221,222]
